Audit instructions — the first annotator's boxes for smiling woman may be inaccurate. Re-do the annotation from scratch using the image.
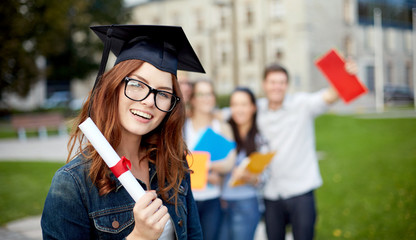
[118,62,173,138]
[41,25,205,240]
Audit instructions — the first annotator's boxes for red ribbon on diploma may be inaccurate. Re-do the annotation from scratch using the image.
[110,156,132,178]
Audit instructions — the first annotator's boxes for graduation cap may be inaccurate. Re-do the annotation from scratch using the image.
[88,24,205,116]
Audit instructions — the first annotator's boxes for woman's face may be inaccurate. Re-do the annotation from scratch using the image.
[118,62,172,138]
[230,91,256,127]
[191,81,216,114]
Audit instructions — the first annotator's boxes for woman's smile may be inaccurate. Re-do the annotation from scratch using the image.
[130,108,153,120]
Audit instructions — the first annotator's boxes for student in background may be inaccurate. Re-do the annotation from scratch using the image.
[177,71,193,117]
[184,80,236,240]
[219,87,268,240]
[258,62,356,240]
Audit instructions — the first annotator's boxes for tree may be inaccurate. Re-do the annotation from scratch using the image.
[0,0,129,104]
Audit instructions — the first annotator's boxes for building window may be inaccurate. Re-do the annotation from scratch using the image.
[221,51,227,65]
[246,38,254,62]
[246,5,254,25]
[220,8,228,29]
[344,35,353,56]
[363,27,374,51]
[172,12,180,26]
[218,41,228,65]
[195,9,204,32]
[276,49,283,62]
[386,29,395,52]
[358,0,416,29]
[366,65,375,92]
[196,44,203,63]
[386,61,393,84]
[152,17,160,25]
[404,31,412,52]
[270,0,284,20]
[406,61,412,88]
[343,0,353,25]
[403,32,412,52]
[271,35,284,62]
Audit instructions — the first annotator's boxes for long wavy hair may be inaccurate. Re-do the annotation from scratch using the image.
[228,87,258,156]
[67,59,189,205]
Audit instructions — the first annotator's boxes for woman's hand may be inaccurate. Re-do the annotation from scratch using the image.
[231,165,259,186]
[126,191,170,240]
[207,171,222,185]
[345,58,358,75]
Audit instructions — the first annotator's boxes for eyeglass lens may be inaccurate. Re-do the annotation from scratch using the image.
[124,78,177,112]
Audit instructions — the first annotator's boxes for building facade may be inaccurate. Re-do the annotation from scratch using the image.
[129,0,415,107]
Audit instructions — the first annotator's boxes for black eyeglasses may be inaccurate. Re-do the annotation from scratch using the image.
[123,77,180,113]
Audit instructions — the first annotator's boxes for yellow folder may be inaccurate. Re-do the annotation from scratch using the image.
[186,151,210,190]
[229,151,276,187]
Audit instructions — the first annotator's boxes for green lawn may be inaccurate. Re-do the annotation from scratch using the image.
[0,114,415,239]
[0,161,64,225]
[315,114,416,239]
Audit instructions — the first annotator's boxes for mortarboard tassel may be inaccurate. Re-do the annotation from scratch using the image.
[87,26,114,117]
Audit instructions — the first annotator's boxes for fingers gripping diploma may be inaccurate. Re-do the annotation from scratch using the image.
[127,191,170,240]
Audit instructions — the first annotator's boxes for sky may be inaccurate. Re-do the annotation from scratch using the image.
[124,0,147,7]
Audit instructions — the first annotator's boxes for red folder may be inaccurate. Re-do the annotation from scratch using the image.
[315,49,368,103]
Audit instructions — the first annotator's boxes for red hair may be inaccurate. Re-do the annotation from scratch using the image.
[67,59,189,205]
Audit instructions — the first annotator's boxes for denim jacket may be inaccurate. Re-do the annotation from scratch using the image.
[41,155,202,240]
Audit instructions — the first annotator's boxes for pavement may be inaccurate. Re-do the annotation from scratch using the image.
[0,136,69,162]
[1,108,414,239]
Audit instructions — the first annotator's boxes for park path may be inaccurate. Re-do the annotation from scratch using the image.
[0,136,69,162]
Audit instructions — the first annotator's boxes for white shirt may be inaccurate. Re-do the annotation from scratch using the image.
[158,219,174,240]
[184,118,222,201]
[257,90,329,200]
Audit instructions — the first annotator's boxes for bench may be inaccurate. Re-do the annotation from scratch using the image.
[11,113,68,141]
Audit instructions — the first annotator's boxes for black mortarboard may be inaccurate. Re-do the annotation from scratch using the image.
[91,24,205,77]
[88,24,205,116]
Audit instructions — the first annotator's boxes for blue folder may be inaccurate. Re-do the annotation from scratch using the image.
[194,128,236,161]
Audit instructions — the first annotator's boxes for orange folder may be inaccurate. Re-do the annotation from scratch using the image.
[315,48,368,103]
[229,152,276,187]
[186,151,210,190]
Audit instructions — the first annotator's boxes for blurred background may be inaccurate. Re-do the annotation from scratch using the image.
[0,0,415,239]
[1,0,415,113]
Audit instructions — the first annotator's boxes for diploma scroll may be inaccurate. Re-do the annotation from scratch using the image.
[79,117,145,202]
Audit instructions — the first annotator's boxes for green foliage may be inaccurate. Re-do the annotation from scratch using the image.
[0,161,64,225]
[0,0,129,100]
[315,114,416,239]
[217,94,231,108]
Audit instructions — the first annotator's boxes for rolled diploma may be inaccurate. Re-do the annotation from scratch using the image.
[79,117,145,202]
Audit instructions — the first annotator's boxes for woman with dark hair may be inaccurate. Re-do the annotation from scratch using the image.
[41,25,204,240]
[219,87,268,240]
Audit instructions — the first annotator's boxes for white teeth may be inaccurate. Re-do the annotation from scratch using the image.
[130,109,152,119]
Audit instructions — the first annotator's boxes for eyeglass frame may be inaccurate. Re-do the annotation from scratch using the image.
[123,77,180,113]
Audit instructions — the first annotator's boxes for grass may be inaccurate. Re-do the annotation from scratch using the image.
[0,127,62,139]
[0,114,415,239]
[315,114,416,239]
[0,161,64,225]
